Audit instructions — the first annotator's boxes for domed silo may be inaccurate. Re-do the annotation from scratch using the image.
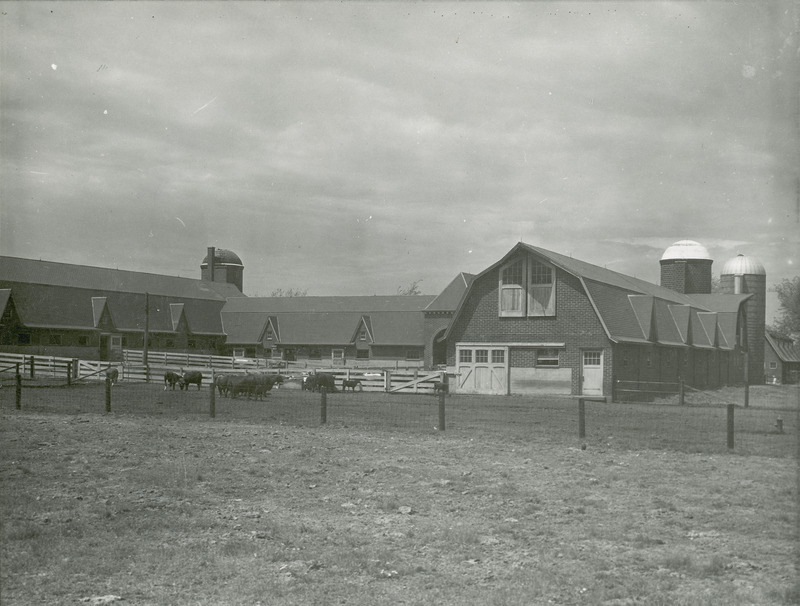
[720,254,766,385]
[660,240,713,294]
[201,246,244,292]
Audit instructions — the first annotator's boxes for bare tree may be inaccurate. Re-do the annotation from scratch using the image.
[270,288,309,297]
[397,280,423,296]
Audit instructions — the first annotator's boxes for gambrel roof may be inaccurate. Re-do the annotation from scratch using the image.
[445,242,750,349]
[221,295,436,346]
[0,256,240,335]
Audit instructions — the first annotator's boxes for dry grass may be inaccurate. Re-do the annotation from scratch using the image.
[1,392,798,606]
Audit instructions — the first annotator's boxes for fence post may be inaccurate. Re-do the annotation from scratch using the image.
[384,371,391,392]
[679,379,685,406]
[438,390,445,431]
[105,376,112,413]
[578,398,586,438]
[727,404,734,450]
[29,356,35,380]
[66,361,72,386]
[72,359,79,380]
[209,377,216,418]
[15,363,21,410]
[320,387,327,425]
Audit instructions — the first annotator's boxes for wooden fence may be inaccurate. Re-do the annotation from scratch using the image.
[0,351,445,394]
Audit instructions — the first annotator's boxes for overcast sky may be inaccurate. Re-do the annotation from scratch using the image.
[1,1,798,322]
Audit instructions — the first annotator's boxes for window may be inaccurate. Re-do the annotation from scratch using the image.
[165,339,175,348]
[406,349,421,361]
[475,349,489,363]
[583,351,602,366]
[536,348,560,367]
[17,333,30,344]
[460,349,473,364]
[187,339,197,349]
[332,349,345,360]
[769,362,777,370]
[359,329,367,341]
[309,348,321,360]
[78,336,89,346]
[356,349,369,359]
[264,348,273,359]
[49,334,62,345]
[265,326,274,341]
[499,256,555,317]
[499,260,525,316]
[233,348,246,358]
[492,350,505,364]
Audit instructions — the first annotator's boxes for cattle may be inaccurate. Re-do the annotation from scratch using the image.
[228,374,257,399]
[314,373,337,393]
[106,367,119,384]
[251,374,284,400]
[164,371,182,390]
[179,371,203,391]
[214,374,231,397]
[342,378,362,392]
[433,381,449,396]
[302,374,317,392]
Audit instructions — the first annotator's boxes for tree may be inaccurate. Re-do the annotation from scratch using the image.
[397,280,423,296]
[270,288,308,297]
[770,276,800,338]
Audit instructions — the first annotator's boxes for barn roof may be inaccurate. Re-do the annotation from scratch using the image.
[445,242,750,349]
[0,256,238,335]
[766,332,800,363]
[425,273,475,313]
[221,295,434,346]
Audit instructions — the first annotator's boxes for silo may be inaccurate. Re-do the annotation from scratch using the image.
[660,240,713,294]
[720,254,766,384]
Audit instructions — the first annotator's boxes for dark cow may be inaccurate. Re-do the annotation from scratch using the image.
[251,374,284,400]
[164,371,182,390]
[342,378,362,392]
[106,367,119,384]
[314,373,337,393]
[302,374,317,392]
[433,381,449,396]
[229,374,257,399]
[179,371,203,391]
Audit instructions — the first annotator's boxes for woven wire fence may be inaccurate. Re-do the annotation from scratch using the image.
[1,375,797,458]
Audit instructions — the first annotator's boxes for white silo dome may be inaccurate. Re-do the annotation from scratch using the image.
[660,240,712,261]
[721,253,766,276]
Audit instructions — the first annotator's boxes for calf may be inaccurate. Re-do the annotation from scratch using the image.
[164,371,182,390]
[342,378,362,392]
[214,375,231,397]
[179,371,203,391]
[106,367,119,384]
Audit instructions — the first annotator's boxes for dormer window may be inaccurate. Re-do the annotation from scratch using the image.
[499,256,556,317]
[359,329,367,341]
[265,325,273,341]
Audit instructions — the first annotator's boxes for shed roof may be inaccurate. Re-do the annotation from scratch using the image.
[766,332,800,363]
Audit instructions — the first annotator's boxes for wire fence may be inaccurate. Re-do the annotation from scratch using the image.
[1,374,797,458]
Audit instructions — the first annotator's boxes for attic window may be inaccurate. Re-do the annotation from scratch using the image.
[359,329,367,341]
[499,256,556,317]
[265,325,274,340]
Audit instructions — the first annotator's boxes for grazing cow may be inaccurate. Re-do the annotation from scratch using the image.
[179,371,203,391]
[342,378,362,392]
[106,367,119,384]
[433,381,449,396]
[214,375,231,397]
[251,374,284,400]
[229,374,257,399]
[164,371,182,390]
[302,374,317,392]
[314,373,337,393]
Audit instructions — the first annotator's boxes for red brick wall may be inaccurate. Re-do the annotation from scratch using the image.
[446,258,613,395]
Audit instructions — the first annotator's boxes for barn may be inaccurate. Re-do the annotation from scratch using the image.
[441,241,756,397]
[220,295,439,367]
[764,332,800,385]
[0,248,242,360]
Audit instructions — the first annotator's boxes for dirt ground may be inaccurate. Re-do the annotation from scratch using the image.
[1,385,798,605]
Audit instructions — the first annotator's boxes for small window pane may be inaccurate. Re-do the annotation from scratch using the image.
[459,349,472,363]
[475,350,488,363]
[492,350,505,363]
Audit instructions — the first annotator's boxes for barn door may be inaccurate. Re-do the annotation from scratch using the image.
[456,346,508,395]
[581,350,604,396]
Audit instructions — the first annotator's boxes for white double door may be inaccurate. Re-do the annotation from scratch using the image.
[456,346,508,395]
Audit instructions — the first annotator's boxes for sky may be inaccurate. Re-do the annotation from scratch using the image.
[1,1,798,323]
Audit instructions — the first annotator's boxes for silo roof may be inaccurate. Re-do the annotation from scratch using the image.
[721,254,765,276]
[660,240,712,261]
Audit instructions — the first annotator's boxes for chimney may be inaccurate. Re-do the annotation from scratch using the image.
[207,246,215,282]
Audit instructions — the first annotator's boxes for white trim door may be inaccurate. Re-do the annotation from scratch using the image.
[456,346,508,395]
[581,350,604,396]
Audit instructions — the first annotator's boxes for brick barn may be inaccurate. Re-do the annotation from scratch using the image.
[441,241,755,397]
[0,248,243,360]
